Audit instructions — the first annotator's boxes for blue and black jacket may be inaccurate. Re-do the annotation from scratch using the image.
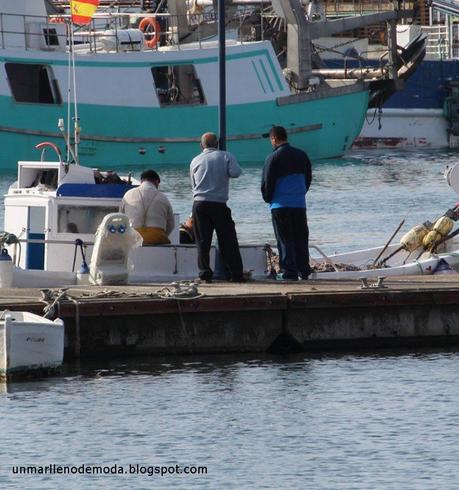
[261,143,312,209]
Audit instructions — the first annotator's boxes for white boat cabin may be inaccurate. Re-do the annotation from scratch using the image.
[3,159,267,285]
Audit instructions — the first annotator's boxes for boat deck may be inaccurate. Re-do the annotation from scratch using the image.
[1,275,459,358]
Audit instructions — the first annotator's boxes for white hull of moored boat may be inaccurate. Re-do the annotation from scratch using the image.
[354,109,448,149]
[0,312,64,376]
[7,245,459,286]
[310,242,459,280]
[10,244,269,287]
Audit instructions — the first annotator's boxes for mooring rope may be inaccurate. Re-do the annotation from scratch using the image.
[157,281,203,300]
[40,281,204,315]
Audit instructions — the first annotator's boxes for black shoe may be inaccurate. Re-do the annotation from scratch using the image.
[300,269,312,280]
[198,275,213,284]
[230,276,247,283]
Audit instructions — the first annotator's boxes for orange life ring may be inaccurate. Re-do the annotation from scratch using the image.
[139,17,161,49]
[49,16,66,24]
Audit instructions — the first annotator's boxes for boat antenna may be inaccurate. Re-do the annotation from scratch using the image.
[64,19,80,165]
[66,18,72,163]
[58,118,78,164]
[70,24,80,164]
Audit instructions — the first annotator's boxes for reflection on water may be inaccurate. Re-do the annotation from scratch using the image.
[1,350,459,488]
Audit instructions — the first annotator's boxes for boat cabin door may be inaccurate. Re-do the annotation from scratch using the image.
[26,207,46,270]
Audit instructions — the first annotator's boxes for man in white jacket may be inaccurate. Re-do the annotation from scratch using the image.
[120,169,175,245]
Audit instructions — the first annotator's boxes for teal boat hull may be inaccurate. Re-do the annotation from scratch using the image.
[0,88,368,169]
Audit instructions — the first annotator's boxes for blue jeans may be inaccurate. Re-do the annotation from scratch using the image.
[271,207,311,279]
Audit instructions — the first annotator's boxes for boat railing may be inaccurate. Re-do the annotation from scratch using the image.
[309,245,340,272]
[0,9,265,53]
[323,0,409,17]
[421,24,451,59]
[17,238,95,246]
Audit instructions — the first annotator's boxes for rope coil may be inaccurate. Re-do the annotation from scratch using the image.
[40,281,204,314]
[158,281,203,300]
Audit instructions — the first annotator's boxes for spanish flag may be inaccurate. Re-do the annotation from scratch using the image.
[71,0,99,25]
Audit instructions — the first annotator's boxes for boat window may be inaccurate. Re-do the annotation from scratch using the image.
[43,28,60,47]
[5,63,62,105]
[31,169,59,190]
[151,65,205,106]
[57,206,118,234]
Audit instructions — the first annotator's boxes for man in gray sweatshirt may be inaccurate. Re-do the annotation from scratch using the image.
[190,132,244,283]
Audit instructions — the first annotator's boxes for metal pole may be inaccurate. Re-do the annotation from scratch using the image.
[218,0,226,150]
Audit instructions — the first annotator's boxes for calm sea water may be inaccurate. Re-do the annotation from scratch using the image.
[1,350,459,489]
[1,149,459,488]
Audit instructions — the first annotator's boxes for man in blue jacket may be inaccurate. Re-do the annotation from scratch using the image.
[261,126,312,281]
[190,132,244,283]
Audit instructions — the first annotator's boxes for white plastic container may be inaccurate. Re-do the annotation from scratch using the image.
[0,249,13,288]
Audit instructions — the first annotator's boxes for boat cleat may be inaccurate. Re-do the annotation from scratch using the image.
[359,276,387,290]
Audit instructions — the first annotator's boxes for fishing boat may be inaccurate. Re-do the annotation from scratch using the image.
[354,18,459,149]
[2,142,268,286]
[315,0,459,149]
[0,310,64,377]
[308,161,459,278]
[309,242,459,280]
[0,0,417,169]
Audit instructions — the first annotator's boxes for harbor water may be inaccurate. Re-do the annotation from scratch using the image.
[1,148,459,488]
[1,351,459,489]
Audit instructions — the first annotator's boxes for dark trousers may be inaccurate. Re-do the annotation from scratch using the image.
[192,201,243,281]
[271,207,311,279]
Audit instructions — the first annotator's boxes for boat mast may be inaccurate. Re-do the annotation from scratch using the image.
[218,0,226,150]
[70,23,80,164]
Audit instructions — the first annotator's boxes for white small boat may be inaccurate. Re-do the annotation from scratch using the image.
[1,148,268,285]
[0,311,64,377]
[310,243,459,280]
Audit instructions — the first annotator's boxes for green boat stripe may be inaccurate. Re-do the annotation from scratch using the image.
[0,48,275,68]
[258,59,274,93]
[0,122,322,142]
[265,55,284,91]
[251,60,267,94]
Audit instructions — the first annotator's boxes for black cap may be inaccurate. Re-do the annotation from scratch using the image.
[140,169,160,183]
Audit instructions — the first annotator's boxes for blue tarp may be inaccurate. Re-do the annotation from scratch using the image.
[57,183,136,198]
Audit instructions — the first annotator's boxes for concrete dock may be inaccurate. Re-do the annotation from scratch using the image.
[2,276,459,358]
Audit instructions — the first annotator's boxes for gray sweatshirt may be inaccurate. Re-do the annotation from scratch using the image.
[190,148,242,203]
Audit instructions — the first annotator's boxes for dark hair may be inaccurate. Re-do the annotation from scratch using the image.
[140,169,160,183]
[269,126,288,141]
